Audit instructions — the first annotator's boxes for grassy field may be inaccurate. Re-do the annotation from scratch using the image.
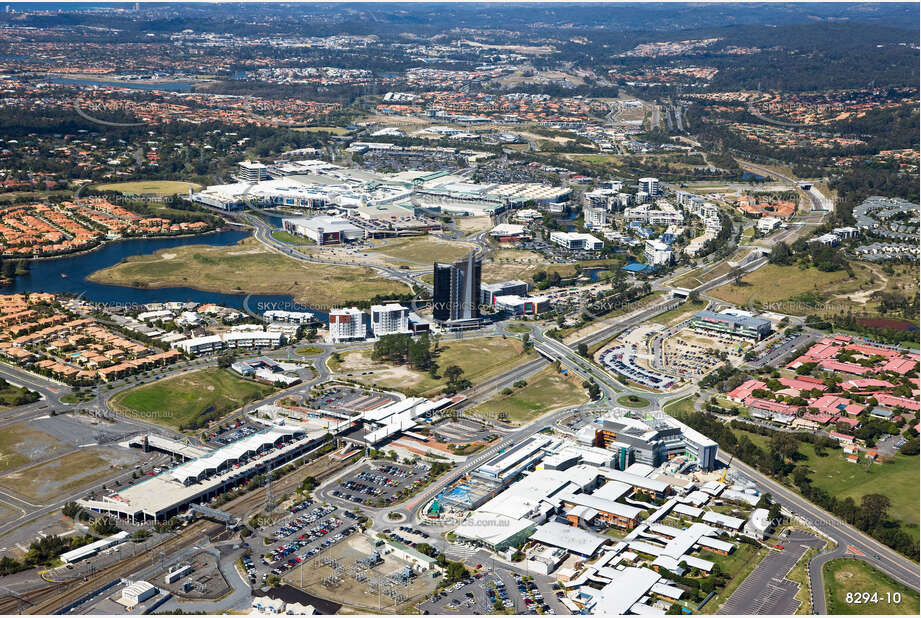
[293,126,351,135]
[271,230,315,245]
[709,264,852,309]
[370,237,474,264]
[731,424,919,538]
[0,448,133,502]
[295,346,323,356]
[95,180,202,196]
[801,451,919,535]
[824,559,920,615]
[331,337,535,397]
[87,237,411,306]
[471,366,587,423]
[482,249,579,283]
[616,394,650,408]
[651,299,706,326]
[505,322,532,334]
[0,423,69,474]
[110,368,277,430]
[0,382,40,407]
[704,543,769,613]
[662,395,696,417]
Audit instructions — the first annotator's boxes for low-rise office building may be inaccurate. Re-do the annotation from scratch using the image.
[550,231,603,251]
[690,310,772,341]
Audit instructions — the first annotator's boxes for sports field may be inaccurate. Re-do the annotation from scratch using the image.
[95,180,202,196]
[110,368,276,430]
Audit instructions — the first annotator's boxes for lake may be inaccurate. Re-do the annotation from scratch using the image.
[5,230,326,319]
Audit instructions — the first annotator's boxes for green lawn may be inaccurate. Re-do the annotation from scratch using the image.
[270,230,315,245]
[801,451,920,534]
[731,423,919,539]
[295,345,323,356]
[651,299,706,326]
[824,558,920,615]
[616,394,650,408]
[95,180,201,196]
[110,368,277,431]
[505,322,532,334]
[703,543,769,613]
[471,366,588,423]
[663,395,696,417]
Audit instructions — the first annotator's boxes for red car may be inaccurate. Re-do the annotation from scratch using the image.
[775,544,785,550]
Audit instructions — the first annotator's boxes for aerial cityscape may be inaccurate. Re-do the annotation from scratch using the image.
[0,1,917,616]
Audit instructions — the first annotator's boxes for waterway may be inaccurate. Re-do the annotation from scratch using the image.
[4,229,325,319]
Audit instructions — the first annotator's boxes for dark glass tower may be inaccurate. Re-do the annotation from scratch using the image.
[432,252,481,325]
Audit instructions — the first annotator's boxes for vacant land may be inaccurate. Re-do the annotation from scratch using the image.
[331,337,534,397]
[110,368,276,431]
[483,250,578,283]
[369,237,475,264]
[472,366,587,423]
[651,299,706,326]
[0,382,40,407]
[0,423,69,474]
[88,237,411,306]
[731,424,918,539]
[709,264,851,309]
[95,180,202,196]
[0,447,137,502]
[824,559,920,615]
[802,452,919,536]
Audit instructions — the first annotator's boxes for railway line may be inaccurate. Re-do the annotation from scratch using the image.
[0,451,354,615]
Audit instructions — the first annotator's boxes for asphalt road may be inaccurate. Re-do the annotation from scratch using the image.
[719,454,920,600]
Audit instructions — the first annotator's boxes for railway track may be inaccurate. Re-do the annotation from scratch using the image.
[1,451,353,615]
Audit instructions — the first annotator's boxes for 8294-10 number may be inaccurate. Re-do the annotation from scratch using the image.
[845,592,901,604]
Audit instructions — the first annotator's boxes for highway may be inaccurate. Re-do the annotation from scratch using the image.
[720,454,920,603]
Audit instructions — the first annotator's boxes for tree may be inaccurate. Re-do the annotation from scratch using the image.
[900,438,919,456]
[578,343,589,357]
[444,365,464,385]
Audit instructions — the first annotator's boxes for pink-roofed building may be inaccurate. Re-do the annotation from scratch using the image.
[785,355,813,370]
[842,378,895,391]
[834,416,861,430]
[726,379,766,403]
[803,412,835,424]
[744,397,800,415]
[845,343,901,358]
[830,431,855,444]
[842,403,864,416]
[880,357,919,375]
[819,359,871,375]
[810,395,851,414]
[779,376,827,393]
[805,342,842,360]
[873,393,920,412]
